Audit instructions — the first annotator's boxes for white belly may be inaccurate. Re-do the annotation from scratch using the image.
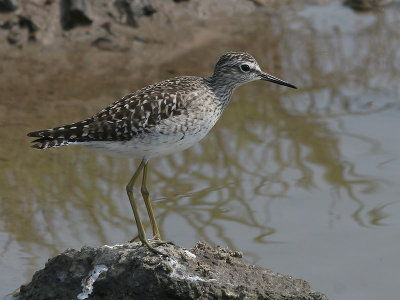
[82,120,214,159]
[82,132,203,158]
[81,102,222,158]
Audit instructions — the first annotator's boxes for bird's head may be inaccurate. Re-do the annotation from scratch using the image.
[211,52,297,89]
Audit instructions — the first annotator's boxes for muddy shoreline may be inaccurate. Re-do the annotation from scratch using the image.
[0,0,303,99]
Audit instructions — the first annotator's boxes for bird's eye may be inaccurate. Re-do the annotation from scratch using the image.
[240,64,250,72]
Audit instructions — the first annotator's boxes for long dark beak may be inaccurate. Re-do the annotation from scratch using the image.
[260,72,297,89]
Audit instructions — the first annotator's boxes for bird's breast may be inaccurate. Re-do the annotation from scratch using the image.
[83,104,222,159]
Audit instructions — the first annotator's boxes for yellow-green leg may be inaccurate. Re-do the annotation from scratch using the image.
[126,158,163,255]
[141,163,162,240]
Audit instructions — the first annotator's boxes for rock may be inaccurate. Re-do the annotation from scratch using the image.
[61,0,93,30]
[343,0,393,11]
[0,0,18,12]
[91,37,115,50]
[133,35,164,44]
[17,242,328,300]
[18,15,39,41]
[91,36,129,51]
[1,15,39,45]
[4,17,28,46]
[114,0,157,28]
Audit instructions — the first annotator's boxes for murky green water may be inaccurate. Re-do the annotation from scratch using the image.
[1,1,400,299]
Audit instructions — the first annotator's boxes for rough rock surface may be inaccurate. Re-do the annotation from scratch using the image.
[17,242,328,300]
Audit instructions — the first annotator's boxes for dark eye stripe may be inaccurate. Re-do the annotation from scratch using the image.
[240,64,250,72]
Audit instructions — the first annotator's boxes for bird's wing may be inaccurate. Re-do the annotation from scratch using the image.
[27,79,190,149]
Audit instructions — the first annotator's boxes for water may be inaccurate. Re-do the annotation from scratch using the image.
[1,1,400,299]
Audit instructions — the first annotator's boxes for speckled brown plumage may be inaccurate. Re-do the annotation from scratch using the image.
[28,77,194,148]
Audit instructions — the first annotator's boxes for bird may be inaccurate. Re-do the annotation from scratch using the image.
[27,51,297,254]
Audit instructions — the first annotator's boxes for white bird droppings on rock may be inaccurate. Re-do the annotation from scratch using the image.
[167,257,205,282]
[184,250,196,259]
[77,264,108,300]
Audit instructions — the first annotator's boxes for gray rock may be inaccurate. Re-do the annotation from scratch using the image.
[61,0,93,30]
[343,0,393,11]
[17,242,328,300]
[114,0,157,28]
[0,0,18,12]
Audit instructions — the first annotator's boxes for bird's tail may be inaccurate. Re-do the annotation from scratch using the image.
[27,119,91,149]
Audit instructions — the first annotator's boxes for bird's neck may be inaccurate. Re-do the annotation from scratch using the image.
[204,75,238,106]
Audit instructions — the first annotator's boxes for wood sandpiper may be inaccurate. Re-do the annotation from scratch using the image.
[27,52,297,254]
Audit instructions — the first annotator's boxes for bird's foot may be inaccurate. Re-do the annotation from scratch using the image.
[141,238,166,256]
[148,236,172,246]
[130,234,168,255]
